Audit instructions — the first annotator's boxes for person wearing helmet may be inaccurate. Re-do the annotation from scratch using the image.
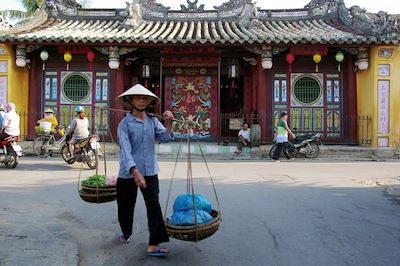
[271,111,295,162]
[65,106,89,158]
[0,104,5,130]
[115,84,175,256]
[0,102,20,141]
[36,108,59,134]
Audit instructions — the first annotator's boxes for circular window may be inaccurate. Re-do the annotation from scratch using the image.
[293,76,322,104]
[62,74,90,103]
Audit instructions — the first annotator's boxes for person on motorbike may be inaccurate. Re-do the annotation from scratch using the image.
[65,106,89,158]
[36,108,59,134]
[0,103,20,141]
[0,104,5,130]
[271,111,295,162]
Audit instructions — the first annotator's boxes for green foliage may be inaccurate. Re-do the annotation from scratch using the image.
[81,174,106,186]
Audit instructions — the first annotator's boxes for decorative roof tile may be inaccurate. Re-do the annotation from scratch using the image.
[0,0,399,45]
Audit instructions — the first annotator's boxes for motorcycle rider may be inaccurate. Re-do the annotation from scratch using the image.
[272,111,295,162]
[36,108,59,134]
[0,103,20,141]
[65,106,89,158]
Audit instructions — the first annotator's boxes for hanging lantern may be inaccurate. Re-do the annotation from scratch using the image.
[286,53,294,72]
[40,50,49,70]
[335,51,344,72]
[228,63,238,89]
[142,64,151,78]
[313,53,322,72]
[86,50,95,70]
[64,51,72,71]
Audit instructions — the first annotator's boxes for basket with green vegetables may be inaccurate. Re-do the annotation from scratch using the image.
[81,174,116,193]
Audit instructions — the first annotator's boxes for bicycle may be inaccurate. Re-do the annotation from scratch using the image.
[33,126,68,157]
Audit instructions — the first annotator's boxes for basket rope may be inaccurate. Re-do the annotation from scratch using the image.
[164,118,221,242]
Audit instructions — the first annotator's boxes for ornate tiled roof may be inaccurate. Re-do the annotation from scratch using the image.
[0,0,399,45]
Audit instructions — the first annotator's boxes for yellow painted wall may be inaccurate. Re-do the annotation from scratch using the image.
[0,43,29,139]
[357,46,400,148]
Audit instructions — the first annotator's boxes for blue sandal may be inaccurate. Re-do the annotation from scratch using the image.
[147,247,169,257]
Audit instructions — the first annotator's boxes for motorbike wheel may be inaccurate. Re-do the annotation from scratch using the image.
[269,144,277,159]
[33,135,53,157]
[304,143,319,158]
[5,148,18,169]
[86,149,98,170]
[61,145,75,164]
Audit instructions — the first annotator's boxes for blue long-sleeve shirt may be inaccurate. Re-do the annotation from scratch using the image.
[117,113,172,179]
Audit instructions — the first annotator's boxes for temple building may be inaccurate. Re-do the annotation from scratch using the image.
[0,0,399,148]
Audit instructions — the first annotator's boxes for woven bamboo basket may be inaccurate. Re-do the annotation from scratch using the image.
[81,184,116,194]
[165,209,221,242]
[79,190,117,203]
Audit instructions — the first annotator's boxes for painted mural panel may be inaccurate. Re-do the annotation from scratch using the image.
[165,76,217,139]
[290,108,301,131]
[303,108,312,131]
[313,108,324,131]
[377,80,389,135]
[274,80,280,102]
[94,103,108,135]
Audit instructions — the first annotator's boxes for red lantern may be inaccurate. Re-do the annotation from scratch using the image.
[86,50,95,70]
[286,53,295,72]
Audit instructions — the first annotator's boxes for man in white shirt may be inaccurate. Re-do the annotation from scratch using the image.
[0,102,20,141]
[235,123,250,154]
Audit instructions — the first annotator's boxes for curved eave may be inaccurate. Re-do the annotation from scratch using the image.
[1,17,399,46]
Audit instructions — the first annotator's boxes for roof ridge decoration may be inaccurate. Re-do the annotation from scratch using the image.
[46,0,81,16]
[0,8,48,34]
[0,16,12,31]
[123,0,144,29]
[338,4,400,36]
[137,0,255,21]
[304,0,342,16]
[180,0,205,12]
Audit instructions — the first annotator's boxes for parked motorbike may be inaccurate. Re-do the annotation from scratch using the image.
[61,134,100,169]
[0,136,23,168]
[269,133,322,159]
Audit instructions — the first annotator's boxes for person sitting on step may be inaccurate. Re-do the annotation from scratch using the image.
[235,123,251,154]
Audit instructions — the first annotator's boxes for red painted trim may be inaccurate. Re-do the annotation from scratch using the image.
[345,56,358,143]
[256,59,268,142]
[27,57,42,140]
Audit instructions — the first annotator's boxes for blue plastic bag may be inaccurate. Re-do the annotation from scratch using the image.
[173,194,212,212]
[169,209,214,225]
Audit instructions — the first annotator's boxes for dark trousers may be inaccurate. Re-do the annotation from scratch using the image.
[237,136,249,151]
[117,175,169,246]
[0,131,11,141]
[272,142,290,160]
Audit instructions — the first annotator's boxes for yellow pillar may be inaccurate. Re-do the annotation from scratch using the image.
[0,43,29,139]
[357,46,400,148]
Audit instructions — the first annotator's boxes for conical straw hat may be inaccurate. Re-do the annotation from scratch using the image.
[116,84,159,106]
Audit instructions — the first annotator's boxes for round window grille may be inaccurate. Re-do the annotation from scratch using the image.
[293,76,322,104]
[62,74,90,103]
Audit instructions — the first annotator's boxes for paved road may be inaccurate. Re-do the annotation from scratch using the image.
[1,157,400,266]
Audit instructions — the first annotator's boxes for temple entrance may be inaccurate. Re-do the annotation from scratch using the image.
[220,76,243,113]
